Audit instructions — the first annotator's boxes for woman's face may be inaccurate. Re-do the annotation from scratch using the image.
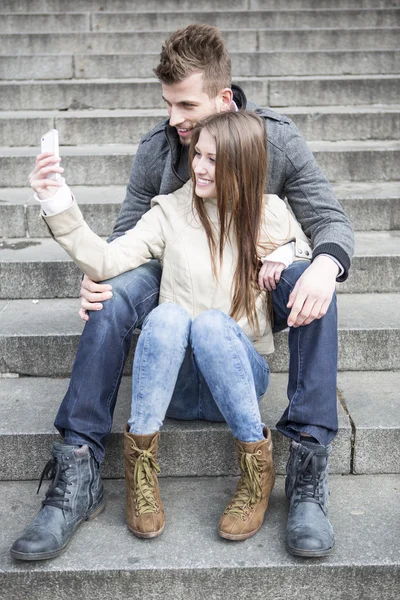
[192,129,216,199]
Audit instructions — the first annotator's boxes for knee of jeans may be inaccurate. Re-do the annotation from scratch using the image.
[191,309,227,349]
[145,303,191,340]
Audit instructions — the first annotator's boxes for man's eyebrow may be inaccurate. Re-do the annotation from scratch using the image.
[162,96,199,106]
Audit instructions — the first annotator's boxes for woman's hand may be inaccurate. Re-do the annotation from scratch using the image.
[29,153,64,200]
[258,260,286,291]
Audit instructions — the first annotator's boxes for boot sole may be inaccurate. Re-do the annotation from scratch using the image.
[286,542,335,558]
[10,500,106,562]
[218,523,262,541]
[127,523,165,539]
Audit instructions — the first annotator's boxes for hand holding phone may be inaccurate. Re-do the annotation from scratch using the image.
[40,129,60,180]
[29,129,64,200]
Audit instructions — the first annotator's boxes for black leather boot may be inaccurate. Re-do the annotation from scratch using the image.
[285,439,334,557]
[10,443,105,561]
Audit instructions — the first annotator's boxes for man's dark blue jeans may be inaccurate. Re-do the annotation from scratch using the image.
[55,260,338,464]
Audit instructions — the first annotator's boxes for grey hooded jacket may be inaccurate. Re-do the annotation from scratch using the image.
[109,85,354,280]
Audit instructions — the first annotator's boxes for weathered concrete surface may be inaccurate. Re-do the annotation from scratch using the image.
[0,475,399,600]
[337,371,400,474]
[0,294,399,376]
[1,77,398,110]
[0,373,351,480]
[1,182,399,239]
[1,231,399,297]
[2,29,400,56]
[1,141,399,186]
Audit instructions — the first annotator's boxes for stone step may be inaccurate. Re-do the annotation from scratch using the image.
[2,106,399,147]
[334,182,400,231]
[1,141,399,187]
[0,294,399,376]
[0,373,352,480]
[90,8,400,31]
[1,370,398,480]
[3,50,399,80]
[1,9,400,33]
[2,28,400,55]
[0,475,399,600]
[337,371,400,475]
[1,182,399,238]
[1,231,398,298]
[1,76,399,110]
[0,0,399,14]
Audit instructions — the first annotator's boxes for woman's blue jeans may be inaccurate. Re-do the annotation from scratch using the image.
[55,260,338,464]
[127,304,269,441]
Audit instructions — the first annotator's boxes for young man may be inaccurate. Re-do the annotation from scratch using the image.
[11,25,354,561]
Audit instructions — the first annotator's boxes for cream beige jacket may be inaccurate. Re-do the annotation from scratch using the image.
[44,181,311,354]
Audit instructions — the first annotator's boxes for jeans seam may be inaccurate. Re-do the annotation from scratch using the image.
[225,320,260,428]
[131,314,153,430]
[104,290,159,438]
[288,325,303,424]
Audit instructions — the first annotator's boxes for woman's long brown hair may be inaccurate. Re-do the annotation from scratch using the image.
[189,111,267,331]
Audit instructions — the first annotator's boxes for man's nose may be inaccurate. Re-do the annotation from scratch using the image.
[169,106,185,127]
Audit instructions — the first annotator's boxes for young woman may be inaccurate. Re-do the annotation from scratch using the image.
[30,111,311,542]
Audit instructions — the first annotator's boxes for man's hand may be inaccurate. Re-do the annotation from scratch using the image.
[287,256,339,327]
[258,260,286,291]
[79,274,113,322]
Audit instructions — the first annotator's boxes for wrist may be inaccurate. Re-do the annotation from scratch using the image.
[312,255,340,276]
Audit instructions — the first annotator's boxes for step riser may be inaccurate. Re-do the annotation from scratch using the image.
[1,475,399,600]
[0,550,398,600]
[1,255,398,299]
[2,29,400,54]
[340,197,400,231]
[0,426,352,481]
[0,428,352,480]
[1,78,398,110]
[1,149,398,187]
[270,77,400,107]
[1,0,399,10]
[1,329,399,377]
[2,371,397,479]
[3,111,400,146]
[3,197,399,239]
[0,203,122,239]
[314,149,400,183]
[3,51,399,80]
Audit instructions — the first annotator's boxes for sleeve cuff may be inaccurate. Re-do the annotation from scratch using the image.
[34,181,74,215]
[261,242,295,268]
[318,254,344,277]
[312,243,351,282]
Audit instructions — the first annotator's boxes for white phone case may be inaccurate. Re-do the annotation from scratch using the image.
[41,129,60,180]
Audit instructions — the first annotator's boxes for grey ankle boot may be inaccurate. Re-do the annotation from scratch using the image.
[10,443,105,561]
[285,439,334,557]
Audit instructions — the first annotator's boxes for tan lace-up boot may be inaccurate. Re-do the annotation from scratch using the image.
[218,426,275,541]
[123,425,165,538]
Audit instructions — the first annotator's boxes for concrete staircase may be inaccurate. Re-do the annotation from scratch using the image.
[0,0,399,598]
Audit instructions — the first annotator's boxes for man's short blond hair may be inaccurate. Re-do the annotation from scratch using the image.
[153,24,232,98]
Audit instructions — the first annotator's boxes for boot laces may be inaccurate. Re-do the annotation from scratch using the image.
[37,457,73,511]
[296,449,325,506]
[224,450,265,517]
[129,441,161,516]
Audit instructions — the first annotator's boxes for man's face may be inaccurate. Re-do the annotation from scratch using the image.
[162,72,227,146]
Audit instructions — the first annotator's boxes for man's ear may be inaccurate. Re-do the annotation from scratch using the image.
[219,88,233,111]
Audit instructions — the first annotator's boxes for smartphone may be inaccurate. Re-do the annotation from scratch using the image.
[41,129,60,180]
